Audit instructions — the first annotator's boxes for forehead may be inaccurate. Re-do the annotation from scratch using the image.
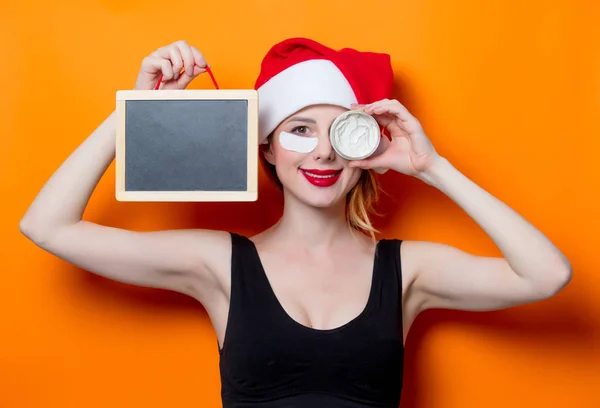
[284,104,348,124]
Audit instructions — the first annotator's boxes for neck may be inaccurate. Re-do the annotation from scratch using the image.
[272,190,353,250]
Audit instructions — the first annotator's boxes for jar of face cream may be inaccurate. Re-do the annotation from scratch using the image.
[330,110,380,161]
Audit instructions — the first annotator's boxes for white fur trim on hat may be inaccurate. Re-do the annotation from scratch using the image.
[257,59,358,144]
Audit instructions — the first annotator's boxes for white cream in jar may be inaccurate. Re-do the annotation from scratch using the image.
[330,110,380,160]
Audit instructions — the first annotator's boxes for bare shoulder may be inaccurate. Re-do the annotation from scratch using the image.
[392,240,422,325]
[398,239,491,311]
[397,240,481,333]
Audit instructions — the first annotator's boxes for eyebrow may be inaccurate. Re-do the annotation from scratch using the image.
[285,116,317,124]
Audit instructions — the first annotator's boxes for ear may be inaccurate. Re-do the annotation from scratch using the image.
[260,142,276,166]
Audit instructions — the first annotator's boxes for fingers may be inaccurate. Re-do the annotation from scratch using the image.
[148,40,207,84]
[176,66,206,88]
[160,58,175,81]
[190,45,208,69]
[348,157,382,170]
[169,47,184,79]
[372,132,391,156]
[176,43,194,76]
[373,99,414,121]
[152,46,178,78]
[355,99,418,124]
[176,45,207,88]
[169,41,207,73]
[141,56,174,80]
[366,100,408,122]
[348,133,393,170]
[370,134,391,174]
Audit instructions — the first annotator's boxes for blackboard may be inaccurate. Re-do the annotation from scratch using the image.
[115,90,258,202]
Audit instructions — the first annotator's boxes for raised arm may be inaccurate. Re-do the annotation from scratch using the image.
[349,99,571,315]
[402,157,572,312]
[19,41,230,304]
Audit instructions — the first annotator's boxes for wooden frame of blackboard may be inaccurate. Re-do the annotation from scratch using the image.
[115,89,258,202]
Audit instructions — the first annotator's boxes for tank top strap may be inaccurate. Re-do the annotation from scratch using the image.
[377,238,403,287]
[368,238,404,321]
[221,232,275,354]
[228,232,274,299]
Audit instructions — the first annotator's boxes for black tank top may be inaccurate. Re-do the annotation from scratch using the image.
[219,233,404,407]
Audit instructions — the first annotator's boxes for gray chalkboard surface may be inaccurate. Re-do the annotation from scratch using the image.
[115,90,258,202]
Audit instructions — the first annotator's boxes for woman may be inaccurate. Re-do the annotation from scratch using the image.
[19,38,571,407]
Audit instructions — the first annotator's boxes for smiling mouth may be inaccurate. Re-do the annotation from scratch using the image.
[301,169,342,178]
[299,168,343,187]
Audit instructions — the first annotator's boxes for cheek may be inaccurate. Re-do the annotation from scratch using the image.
[346,168,363,187]
[272,147,302,173]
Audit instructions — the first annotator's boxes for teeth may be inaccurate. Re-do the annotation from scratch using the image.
[304,171,337,178]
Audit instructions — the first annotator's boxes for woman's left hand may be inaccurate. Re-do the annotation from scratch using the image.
[348,99,443,179]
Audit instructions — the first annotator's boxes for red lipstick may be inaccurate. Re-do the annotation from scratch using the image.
[300,168,343,187]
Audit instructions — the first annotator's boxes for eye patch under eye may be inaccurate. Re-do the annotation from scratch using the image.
[279,131,318,153]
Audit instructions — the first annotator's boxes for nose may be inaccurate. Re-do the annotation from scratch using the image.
[311,133,335,162]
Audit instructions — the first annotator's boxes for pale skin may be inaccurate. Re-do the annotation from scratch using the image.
[20,40,571,346]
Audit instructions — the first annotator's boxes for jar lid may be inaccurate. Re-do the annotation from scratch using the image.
[330,110,380,161]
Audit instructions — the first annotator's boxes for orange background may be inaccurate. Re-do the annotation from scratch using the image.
[2,0,599,407]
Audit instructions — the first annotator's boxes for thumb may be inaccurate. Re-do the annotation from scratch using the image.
[348,134,391,169]
[349,155,386,170]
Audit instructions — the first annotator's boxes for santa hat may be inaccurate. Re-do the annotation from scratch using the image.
[254,37,394,144]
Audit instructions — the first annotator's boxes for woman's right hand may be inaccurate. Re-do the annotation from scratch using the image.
[134,40,208,90]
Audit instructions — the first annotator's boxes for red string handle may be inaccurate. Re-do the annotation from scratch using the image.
[153,65,219,90]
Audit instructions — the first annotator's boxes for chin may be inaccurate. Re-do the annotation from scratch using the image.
[298,190,342,208]
[281,167,360,209]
